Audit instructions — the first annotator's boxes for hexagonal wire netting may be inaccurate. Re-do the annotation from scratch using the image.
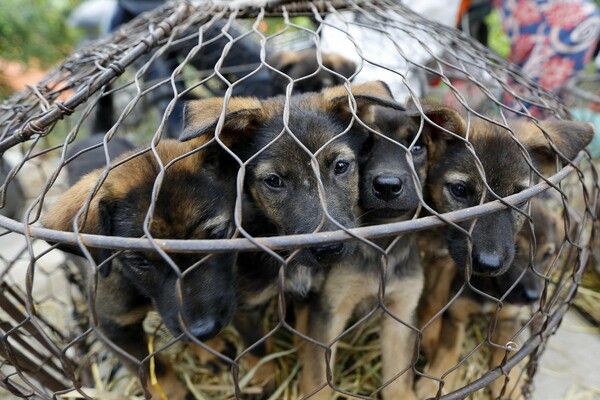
[0,0,598,399]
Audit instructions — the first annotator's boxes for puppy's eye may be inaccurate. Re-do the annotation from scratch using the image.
[334,161,350,175]
[411,139,425,154]
[515,201,528,209]
[449,183,467,199]
[264,174,284,189]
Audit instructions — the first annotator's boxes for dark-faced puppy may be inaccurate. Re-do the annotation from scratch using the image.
[181,81,400,270]
[416,199,564,399]
[420,107,593,276]
[44,138,238,398]
[180,81,402,388]
[297,105,467,400]
[268,49,356,95]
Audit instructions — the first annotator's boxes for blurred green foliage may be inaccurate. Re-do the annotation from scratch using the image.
[0,0,82,66]
[0,0,82,96]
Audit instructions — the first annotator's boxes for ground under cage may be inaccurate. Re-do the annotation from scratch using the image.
[0,0,599,399]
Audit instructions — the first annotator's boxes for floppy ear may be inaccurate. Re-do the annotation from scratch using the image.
[43,174,115,276]
[517,120,594,174]
[268,51,303,76]
[179,97,265,146]
[404,100,467,140]
[322,53,356,79]
[322,81,402,124]
[404,100,468,161]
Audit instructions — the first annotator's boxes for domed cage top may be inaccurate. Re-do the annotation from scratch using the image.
[0,0,598,399]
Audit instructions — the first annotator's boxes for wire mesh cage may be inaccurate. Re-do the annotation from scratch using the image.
[0,0,598,399]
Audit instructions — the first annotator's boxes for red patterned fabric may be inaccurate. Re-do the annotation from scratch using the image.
[498,0,599,92]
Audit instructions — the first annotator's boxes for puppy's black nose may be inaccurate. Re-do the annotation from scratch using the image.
[189,319,222,341]
[473,252,503,273]
[373,175,403,201]
[510,285,541,304]
[310,243,344,263]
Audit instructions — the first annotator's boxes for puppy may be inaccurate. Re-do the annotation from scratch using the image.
[416,105,593,276]
[268,49,357,95]
[416,199,563,399]
[44,133,241,398]
[296,105,468,400]
[179,81,402,388]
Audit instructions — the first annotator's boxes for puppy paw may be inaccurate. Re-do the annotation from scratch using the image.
[382,387,419,400]
[147,359,189,400]
[415,378,445,399]
[190,337,227,364]
[244,353,277,392]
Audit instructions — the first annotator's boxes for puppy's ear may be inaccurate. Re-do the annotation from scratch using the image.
[517,120,594,175]
[405,101,467,141]
[405,102,467,161]
[323,81,402,124]
[180,97,265,146]
[268,51,303,75]
[321,53,357,80]
[43,174,115,276]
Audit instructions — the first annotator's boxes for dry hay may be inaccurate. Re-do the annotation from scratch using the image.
[49,296,538,400]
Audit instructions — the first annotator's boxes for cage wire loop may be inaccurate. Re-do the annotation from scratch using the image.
[0,0,598,399]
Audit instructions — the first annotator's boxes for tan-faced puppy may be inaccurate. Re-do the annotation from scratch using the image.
[268,49,356,95]
[297,105,467,400]
[419,107,593,276]
[416,199,563,399]
[44,137,239,399]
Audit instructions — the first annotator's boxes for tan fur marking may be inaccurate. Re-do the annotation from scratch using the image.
[416,297,479,398]
[488,305,527,398]
[417,253,456,361]
[299,268,374,400]
[321,80,393,105]
[381,276,423,400]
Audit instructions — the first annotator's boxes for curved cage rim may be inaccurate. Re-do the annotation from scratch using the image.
[0,157,578,252]
[440,301,572,400]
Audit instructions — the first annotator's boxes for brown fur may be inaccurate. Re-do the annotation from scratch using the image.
[268,49,356,95]
[43,136,240,398]
[182,81,405,394]
[297,105,468,400]
[416,199,564,399]
[417,105,593,275]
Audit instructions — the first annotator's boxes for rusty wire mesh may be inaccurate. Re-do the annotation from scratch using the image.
[0,0,598,399]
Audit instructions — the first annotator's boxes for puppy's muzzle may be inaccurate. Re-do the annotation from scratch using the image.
[473,252,503,274]
[372,175,403,201]
[309,243,344,263]
[188,318,223,341]
[512,285,541,304]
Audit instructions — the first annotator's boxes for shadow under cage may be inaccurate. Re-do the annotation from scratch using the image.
[0,0,598,399]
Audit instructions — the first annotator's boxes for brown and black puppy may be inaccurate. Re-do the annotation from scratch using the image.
[180,82,404,387]
[268,49,356,95]
[416,199,563,399]
[180,82,399,269]
[44,136,240,399]
[419,107,593,276]
[297,105,467,400]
